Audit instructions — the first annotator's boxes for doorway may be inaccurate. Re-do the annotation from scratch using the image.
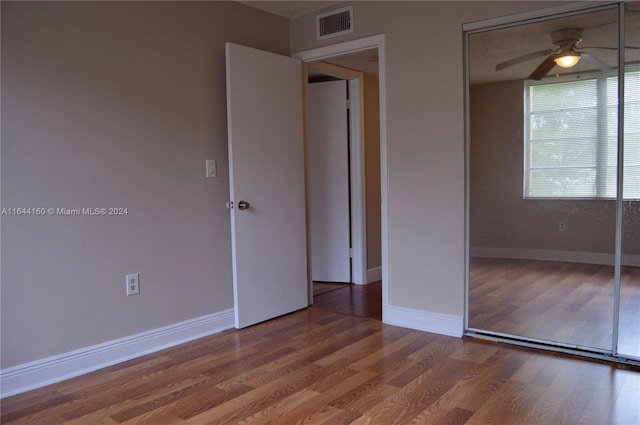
[295,38,385,320]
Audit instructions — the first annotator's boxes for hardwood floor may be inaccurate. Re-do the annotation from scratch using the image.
[2,308,639,424]
[313,282,346,297]
[313,281,382,320]
[469,258,640,356]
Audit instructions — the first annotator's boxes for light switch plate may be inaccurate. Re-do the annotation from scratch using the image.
[206,160,217,178]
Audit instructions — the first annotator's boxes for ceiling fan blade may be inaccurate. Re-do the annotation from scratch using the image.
[580,53,612,71]
[581,46,640,50]
[495,49,552,71]
[529,56,557,80]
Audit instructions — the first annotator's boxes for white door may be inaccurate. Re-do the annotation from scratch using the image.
[225,43,308,328]
[308,80,351,283]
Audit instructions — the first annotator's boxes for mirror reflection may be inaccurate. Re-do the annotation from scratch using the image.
[467,7,637,351]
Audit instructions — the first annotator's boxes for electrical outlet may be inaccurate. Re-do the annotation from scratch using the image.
[126,273,140,296]
[559,221,566,232]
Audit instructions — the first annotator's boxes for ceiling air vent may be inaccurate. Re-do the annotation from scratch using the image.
[316,6,353,40]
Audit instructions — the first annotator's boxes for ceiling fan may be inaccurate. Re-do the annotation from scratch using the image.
[495,28,628,80]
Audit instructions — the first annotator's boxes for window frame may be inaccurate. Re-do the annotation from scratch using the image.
[523,65,640,201]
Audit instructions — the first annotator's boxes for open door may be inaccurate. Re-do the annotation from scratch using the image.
[308,80,351,283]
[225,43,308,328]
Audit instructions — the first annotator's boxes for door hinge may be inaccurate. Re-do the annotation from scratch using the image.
[346,99,351,109]
[349,248,353,258]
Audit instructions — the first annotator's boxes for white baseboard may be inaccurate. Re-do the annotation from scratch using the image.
[470,247,640,267]
[366,266,382,284]
[385,305,463,337]
[0,309,234,398]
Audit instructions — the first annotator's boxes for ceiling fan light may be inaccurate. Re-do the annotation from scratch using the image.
[555,53,581,68]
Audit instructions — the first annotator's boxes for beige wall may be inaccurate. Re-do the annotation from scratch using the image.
[469,80,640,255]
[2,0,586,371]
[1,1,289,368]
[292,1,563,315]
[364,73,381,270]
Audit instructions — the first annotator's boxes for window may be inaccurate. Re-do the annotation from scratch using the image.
[524,68,640,199]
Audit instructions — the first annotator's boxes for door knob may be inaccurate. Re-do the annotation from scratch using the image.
[237,200,250,210]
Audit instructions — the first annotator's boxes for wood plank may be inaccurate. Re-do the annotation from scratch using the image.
[2,307,638,425]
[313,281,382,320]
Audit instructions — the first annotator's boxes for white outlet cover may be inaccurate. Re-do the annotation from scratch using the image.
[126,273,140,296]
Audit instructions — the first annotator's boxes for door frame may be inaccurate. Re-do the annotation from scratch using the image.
[293,34,388,320]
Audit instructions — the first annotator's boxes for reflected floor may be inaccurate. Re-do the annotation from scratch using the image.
[469,258,640,357]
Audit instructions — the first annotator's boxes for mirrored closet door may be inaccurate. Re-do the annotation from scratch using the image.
[618,1,640,359]
[466,3,639,360]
